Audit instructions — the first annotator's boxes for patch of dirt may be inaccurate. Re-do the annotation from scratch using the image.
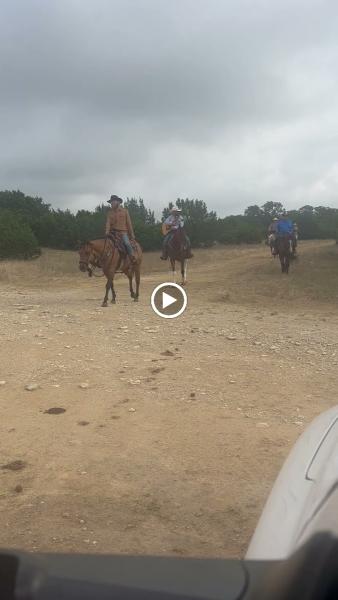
[0,241,338,558]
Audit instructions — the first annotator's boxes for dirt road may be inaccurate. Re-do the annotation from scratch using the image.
[1,241,338,557]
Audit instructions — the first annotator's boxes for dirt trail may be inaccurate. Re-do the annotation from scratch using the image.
[1,241,338,557]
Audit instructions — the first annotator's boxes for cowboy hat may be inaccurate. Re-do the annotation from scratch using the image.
[170,207,182,213]
[108,195,123,204]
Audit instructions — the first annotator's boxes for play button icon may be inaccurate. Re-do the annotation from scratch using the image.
[162,291,177,310]
[151,283,188,319]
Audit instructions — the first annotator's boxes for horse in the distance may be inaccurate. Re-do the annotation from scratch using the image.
[268,234,277,257]
[275,235,291,274]
[79,234,142,306]
[163,226,192,286]
[291,235,297,257]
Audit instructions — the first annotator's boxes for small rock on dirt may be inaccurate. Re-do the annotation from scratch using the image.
[128,408,136,412]
[1,460,27,471]
[25,383,39,391]
[0,380,6,386]
[161,350,175,356]
[78,420,90,426]
[44,407,66,415]
[14,484,23,493]
[79,383,89,389]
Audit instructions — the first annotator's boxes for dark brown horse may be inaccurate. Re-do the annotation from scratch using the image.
[79,236,142,306]
[275,235,291,274]
[165,228,192,286]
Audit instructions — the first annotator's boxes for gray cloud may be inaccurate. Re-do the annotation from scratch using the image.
[1,0,338,216]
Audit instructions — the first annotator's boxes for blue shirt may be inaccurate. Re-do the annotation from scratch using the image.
[277,219,293,235]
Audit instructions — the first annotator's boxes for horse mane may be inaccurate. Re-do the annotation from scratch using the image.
[79,236,107,247]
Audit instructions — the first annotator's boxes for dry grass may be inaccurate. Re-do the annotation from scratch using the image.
[1,242,338,311]
[203,240,338,311]
[0,248,82,285]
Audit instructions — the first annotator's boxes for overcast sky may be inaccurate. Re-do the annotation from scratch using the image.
[1,0,338,216]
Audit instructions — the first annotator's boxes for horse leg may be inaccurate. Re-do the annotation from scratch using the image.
[110,281,116,303]
[128,272,136,299]
[102,278,111,307]
[169,258,176,283]
[280,255,284,273]
[181,259,187,286]
[134,265,140,302]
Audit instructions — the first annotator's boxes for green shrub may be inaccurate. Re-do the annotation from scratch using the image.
[0,210,40,259]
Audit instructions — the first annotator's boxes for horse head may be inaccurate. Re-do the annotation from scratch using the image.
[78,241,94,273]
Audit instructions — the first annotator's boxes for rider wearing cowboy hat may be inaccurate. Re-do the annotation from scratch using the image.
[160,207,192,260]
[268,217,279,235]
[105,195,136,263]
[267,217,279,255]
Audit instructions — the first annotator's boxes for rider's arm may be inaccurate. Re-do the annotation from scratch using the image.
[126,210,135,239]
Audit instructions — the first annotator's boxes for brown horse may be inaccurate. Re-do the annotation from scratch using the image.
[79,236,142,306]
[166,228,192,286]
[275,235,291,274]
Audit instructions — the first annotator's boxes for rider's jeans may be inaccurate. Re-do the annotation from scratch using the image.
[122,233,133,255]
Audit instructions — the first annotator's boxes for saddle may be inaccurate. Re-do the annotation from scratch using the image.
[107,232,127,257]
[106,232,138,267]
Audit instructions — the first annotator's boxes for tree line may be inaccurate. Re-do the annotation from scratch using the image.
[0,190,338,259]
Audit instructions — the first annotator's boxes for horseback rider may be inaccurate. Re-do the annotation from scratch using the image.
[276,212,294,252]
[268,217,279,254]
[105,195,137,264]
[160,207,193,260]
[291,221,299,254]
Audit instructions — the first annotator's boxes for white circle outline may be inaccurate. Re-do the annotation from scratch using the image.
[150,282,188,319]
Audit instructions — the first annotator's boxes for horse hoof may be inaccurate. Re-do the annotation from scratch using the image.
[102,302,108,307]
[134,297,139,302]
[111,300,116,304]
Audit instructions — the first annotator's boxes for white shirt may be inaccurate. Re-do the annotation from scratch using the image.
[164,215,185,230]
